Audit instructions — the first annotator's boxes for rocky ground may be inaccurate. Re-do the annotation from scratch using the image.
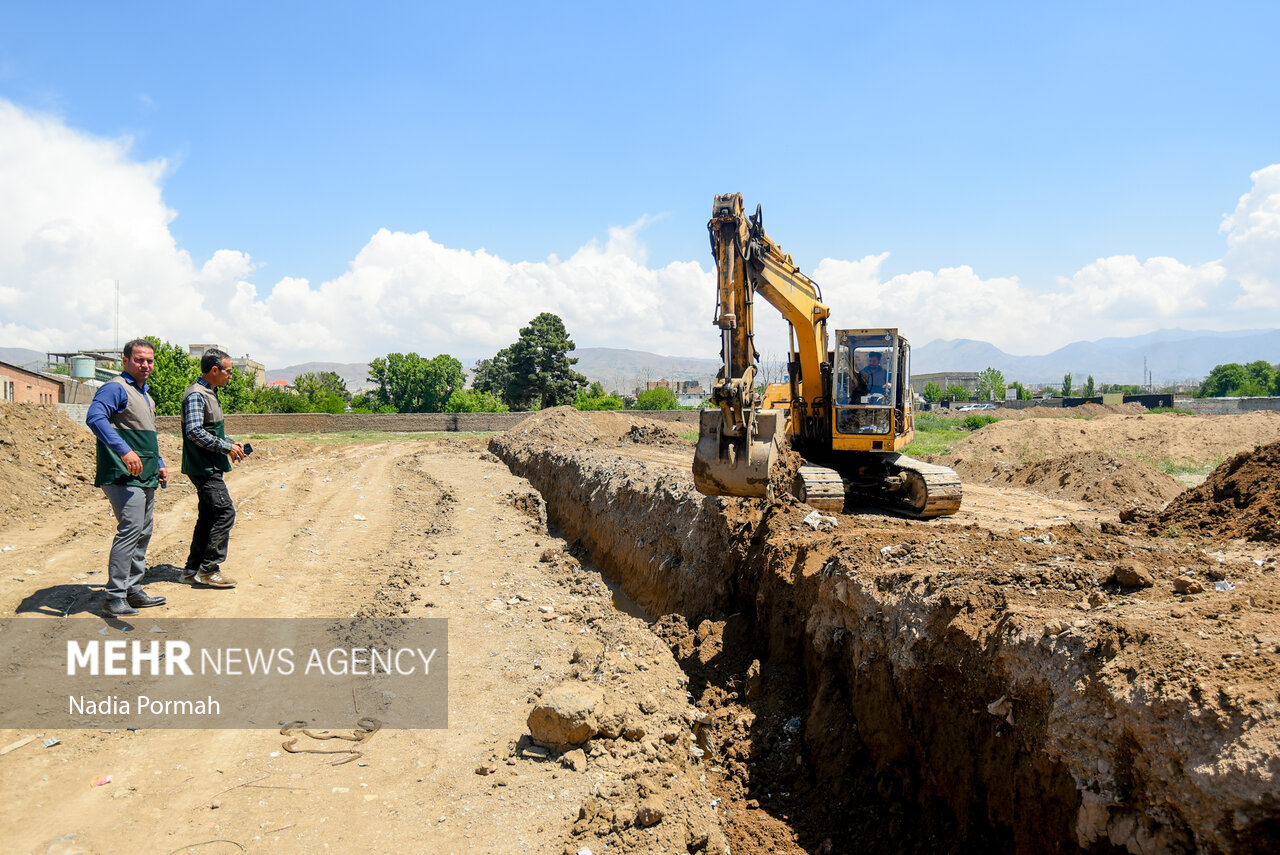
[2,401,1279,854]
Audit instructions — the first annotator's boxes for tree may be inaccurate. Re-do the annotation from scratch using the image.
[367,353,465,412]
[444,389,509,413]
[143,337,199,415]
[1198,363,1250,398]
[975,367,1006,402]
[1084,375,1096,397]
[294,371,350,404]
[349,392,395,414]
[218,369,260,414]
[944,384,969,402]
[1102,383,1144,395]
[635,387,678,410]
[501,313,588,410]
[575,381,625,411]
[922,381,943,403]
[470,355,510,399]
[1061,373,1073,397]
[1010,381,1032,401]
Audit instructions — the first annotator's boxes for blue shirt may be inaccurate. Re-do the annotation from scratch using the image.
[86,372,167,469]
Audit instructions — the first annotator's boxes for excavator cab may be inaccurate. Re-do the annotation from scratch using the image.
[832,329,914,451]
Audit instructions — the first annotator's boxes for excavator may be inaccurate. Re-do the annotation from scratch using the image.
[692,193,962,517]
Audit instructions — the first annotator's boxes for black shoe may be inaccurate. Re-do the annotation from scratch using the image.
[127,589,167,608]
[105,598,139,617]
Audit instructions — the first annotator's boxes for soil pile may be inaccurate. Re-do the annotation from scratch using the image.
[1151,441,1280,541]
[948,450,1184,509]
[1005,402,1147,418]
[0,402,184,520]
[623,423,685,446]
[0,403,98,517]
[513,406,691,448]
[933,411,1280,509]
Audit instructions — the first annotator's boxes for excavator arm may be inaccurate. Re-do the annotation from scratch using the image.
[694,193,831,497]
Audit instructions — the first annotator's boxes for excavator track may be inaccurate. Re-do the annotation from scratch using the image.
[885,454,963,518]
[793,464,845,513]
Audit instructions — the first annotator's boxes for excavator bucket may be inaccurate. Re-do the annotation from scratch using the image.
[692,409,780,498]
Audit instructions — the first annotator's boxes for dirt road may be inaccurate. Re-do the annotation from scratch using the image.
[1,424,719,855]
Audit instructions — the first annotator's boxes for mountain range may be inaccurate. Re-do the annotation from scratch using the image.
[5,327,1277,392]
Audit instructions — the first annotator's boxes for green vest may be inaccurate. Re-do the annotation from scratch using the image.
[94,375,160,488]
[181,381,233,478]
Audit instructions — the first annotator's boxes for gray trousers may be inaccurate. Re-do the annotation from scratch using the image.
[101,484,155,599]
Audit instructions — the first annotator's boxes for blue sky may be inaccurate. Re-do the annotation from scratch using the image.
[2,2,1278,370]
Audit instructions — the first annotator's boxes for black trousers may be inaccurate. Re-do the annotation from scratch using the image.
[186,473,236,574]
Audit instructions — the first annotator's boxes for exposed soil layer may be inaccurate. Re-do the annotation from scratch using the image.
[493,406,1280,855]
[1151,441,1280,542]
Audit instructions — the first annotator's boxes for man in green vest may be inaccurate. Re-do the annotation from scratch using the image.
[181,348,246,588]
[87,338,170,617]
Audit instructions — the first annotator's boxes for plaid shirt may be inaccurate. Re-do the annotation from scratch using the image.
[182,379,234,454]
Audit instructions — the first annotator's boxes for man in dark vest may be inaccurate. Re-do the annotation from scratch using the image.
[87,338,170,617]
[181,348,246,588]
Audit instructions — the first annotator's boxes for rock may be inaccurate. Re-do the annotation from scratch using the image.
[1043,619,1066,636]
[638,693,658,714]
[1174,577,1205,595]
[1111,560,1154,588]
[571,638,603,664]
[540,548,558,562]
[520,744,550,760]
[686,825,711,852]
[744,659,764,699]
[595,701,628,739]
[635,797,665,827]
[560,748,588,772]
[527,683,604,750]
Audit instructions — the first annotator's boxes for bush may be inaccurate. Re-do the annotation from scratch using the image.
[962,414,998,431]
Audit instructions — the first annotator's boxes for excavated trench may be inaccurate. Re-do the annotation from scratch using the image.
[491,419,1277,855]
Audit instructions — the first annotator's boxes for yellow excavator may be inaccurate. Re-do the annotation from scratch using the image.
[692,193,962,517]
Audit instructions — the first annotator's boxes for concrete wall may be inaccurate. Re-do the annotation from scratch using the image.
[155,409,702,435]
[1173,396,1280,415]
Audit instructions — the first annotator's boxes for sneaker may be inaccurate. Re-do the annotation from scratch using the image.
[181,567,199,582]
[193,571,237,588]
[105,597,139,617]
[127,589,167,608]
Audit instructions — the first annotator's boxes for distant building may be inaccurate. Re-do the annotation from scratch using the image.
[189,344,266,386]
[911,371,979,398]
[0,361,63,404]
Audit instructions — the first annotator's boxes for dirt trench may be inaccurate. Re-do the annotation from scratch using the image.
[491,412,1280,855]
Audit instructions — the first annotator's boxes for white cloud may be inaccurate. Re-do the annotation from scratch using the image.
[1,98,1277,367]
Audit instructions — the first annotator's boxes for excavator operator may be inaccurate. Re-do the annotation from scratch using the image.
[860,351,889,397]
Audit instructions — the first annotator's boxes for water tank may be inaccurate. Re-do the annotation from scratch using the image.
[70,356,96,379]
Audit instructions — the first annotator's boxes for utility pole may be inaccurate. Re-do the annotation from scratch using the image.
[114,279,120,353]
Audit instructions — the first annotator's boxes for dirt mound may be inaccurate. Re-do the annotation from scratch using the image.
[938,410,1280,473]
[948,450,1184,509]
[1152,441,1280,541]
[1007,402,1147,418]
[510,406,690,448]
[0,402,185,521]
[623,423,684,446]
[0,403,99,518]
